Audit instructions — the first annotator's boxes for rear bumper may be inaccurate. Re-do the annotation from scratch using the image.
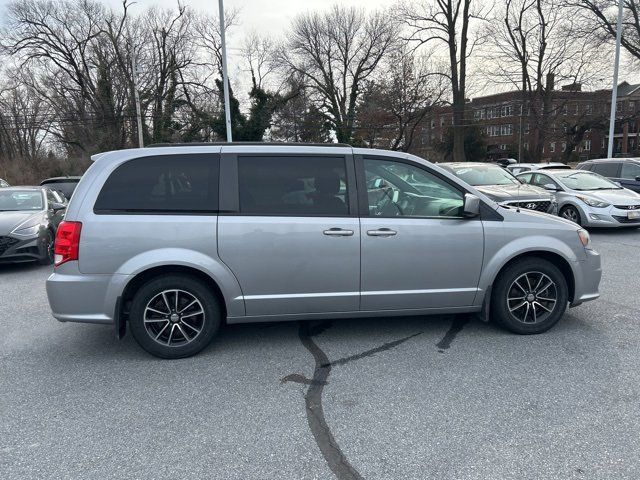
[570,248,602,307]
[46,264,129,324]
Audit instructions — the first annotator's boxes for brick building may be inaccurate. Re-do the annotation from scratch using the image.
[411,81,640,163]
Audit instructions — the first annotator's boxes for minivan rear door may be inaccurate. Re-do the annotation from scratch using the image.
[357,155,484,311]
[218,148,360,317]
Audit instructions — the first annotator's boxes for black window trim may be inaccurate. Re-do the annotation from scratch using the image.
[219,152,359,218]
[355,154,492,221]
[93,153,221,216]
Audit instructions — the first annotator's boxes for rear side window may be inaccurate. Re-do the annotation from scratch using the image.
[238,156,350,216]
[94,154,219,213]
[592,162,620,178]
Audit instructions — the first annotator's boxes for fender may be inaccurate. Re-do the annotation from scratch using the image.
[115,247,245,318]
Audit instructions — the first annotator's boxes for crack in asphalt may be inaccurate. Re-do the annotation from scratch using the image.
[282,321,422,480]
[436,315,470,353]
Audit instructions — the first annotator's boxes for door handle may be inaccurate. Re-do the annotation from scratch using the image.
[323,228,354,237]
[367,228,397,237]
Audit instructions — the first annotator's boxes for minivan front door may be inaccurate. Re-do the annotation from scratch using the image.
[218,153,360,317]
[358,157,484,311]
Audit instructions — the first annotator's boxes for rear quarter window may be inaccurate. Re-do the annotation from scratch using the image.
[94,154,219,213]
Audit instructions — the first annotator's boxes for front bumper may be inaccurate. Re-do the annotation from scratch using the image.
[46,263,130,324]
[0,234,43,263]
[579,204,640,228]
[570,248,602,307]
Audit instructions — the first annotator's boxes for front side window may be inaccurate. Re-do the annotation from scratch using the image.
[364,159,464,218]
[621,162,640,179]
[530,173,557,189]
[238,156,350,216]
[94,154,219,213]
[517,172,533,184]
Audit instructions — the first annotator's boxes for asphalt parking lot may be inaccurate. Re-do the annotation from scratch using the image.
[1,229,639,480]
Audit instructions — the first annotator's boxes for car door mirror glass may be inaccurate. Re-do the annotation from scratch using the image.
[51,202,66,212]
[543,183,558,191]
[463,193,480,218]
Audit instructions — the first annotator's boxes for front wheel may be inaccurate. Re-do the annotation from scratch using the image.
[38,231,55,265]
[491,258,569,334]
[129,275,222,359]
[560,205,582,226]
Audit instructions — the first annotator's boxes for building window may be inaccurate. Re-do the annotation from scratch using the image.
[630,101,636,112]
[584,139,591,151]
[523,142,529,151]
[431,119,435,129]
[550,142,556,153]
[524,123,530,135]
[562,104,568,115]
[562,142,567,152]
[586,104,593,115]
[440,117,445,127]
[574,103,579,115]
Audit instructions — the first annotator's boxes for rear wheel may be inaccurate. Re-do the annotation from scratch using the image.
[560,205,582,226]
[129,275,222,359]
[491,258,568,334]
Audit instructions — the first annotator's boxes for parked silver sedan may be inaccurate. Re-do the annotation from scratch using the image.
[516,169,640,228]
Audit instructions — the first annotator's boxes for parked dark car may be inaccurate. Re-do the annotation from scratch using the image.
[40,176,82,200]
[0,187,67,264]
[576,158,640,193]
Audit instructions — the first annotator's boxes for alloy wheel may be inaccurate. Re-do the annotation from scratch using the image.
[561,207,579,223]
[507,271,558,324]
[143,289,205,347]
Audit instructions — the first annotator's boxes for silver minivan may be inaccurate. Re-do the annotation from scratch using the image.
[47,144,602,358]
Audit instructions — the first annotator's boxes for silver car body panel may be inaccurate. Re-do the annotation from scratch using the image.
[47,145,601,327]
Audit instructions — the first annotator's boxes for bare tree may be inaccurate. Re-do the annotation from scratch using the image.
[280,5,396,143]
[484,0,603,161]
[400,0,488,161]
[355,48,446,151]
[568,0,640,62]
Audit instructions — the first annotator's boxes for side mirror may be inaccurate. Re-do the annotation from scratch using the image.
[635,176,640,182]
[50,202,66,212]
[614,181,622,187]
[463,193,481,218]
[543,183,558,191]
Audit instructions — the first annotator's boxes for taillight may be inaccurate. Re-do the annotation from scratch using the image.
[54,221,82,267]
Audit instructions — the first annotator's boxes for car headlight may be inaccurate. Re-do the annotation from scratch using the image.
[577,228,592,249]
[576,195,610,208]
[11,223,41,237]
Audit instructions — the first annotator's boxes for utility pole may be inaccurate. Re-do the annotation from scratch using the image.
[132,54,144,148]
[607,0,625,158]
[218,0,232,142]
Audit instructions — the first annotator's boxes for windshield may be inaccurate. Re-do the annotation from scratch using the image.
[553,171,622,191]
[0,191,44,211]
[452,165,520,186]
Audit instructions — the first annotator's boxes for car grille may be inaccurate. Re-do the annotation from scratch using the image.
[614,205,640,210]
[612,215,640,224]
[0,236,20,256]
[507,201,552,212]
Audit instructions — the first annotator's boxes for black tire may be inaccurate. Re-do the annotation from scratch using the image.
[129,275,222,359]
[560,205,582,226]
[38,230,55,266]
[491,257,568,335]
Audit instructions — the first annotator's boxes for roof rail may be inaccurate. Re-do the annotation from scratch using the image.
[146,142,352,148]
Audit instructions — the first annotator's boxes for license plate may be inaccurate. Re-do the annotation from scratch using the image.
[629,211,640,220]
